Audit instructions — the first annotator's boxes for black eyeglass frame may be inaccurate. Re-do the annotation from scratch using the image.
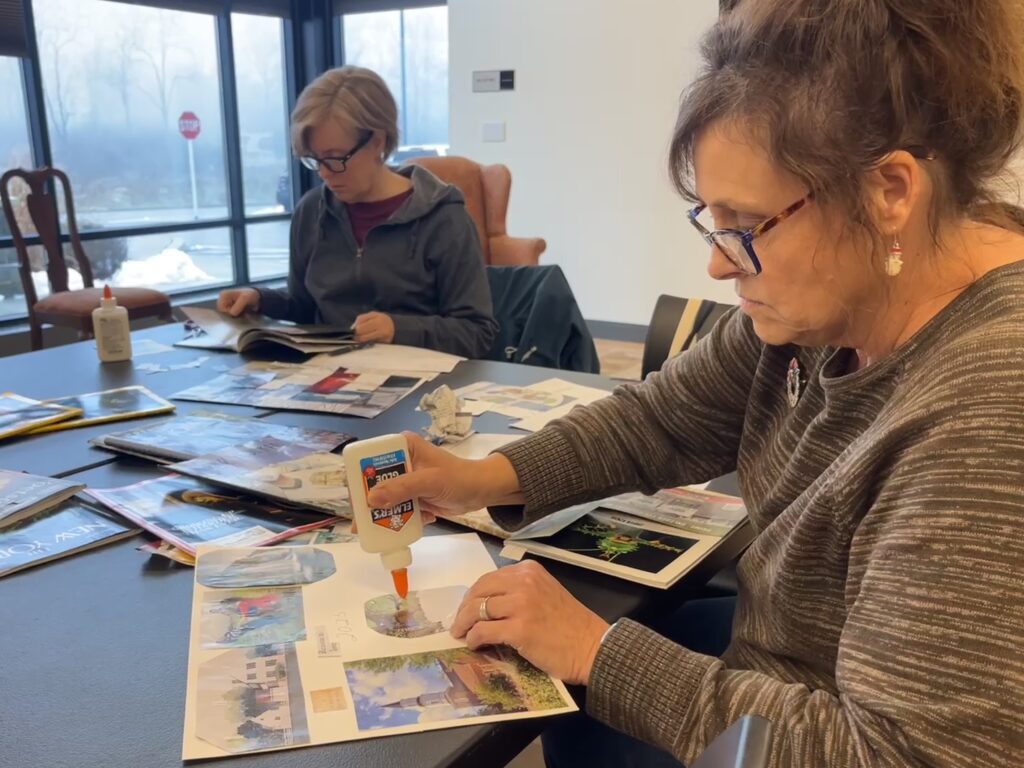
[299,130,375,174]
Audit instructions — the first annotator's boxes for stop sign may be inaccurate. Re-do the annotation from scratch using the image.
[178,111,201,140]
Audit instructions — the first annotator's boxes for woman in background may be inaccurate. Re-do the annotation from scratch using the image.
[218,66,497,358]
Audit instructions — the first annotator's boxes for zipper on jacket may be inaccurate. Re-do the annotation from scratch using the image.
[355,246,365,312]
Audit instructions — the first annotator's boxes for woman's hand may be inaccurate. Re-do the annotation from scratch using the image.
[451,560,609,685]
[352,311,395,343]
[217,288,260,317]
[365,432,524,517]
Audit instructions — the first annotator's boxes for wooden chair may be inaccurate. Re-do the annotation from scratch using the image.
[642,294,733,379]
[404,156,546,266]
[0,167,172,350]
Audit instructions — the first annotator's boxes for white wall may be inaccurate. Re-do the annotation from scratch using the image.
[448,0,732,325]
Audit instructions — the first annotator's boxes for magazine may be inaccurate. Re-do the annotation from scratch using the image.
[91,412,354,464]
[172,361,424,419]
[0,498,138,578]
[0,469,87,528]
[181,533,576,760]
[499,490,749,589]
[137,523,355,568]
[87,475,338,555]
[0,392,82,441]
[30,386,175,433]
[170,437,350,517]
[176,307,361,355]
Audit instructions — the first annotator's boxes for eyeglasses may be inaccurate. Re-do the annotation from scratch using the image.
[687,195,811,275]
[300,130,374,174]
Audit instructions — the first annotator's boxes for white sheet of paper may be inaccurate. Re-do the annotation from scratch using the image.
[131,338,176,357]
[313,344,465,374]
[456,379,611,432]
[442,433,518,461]
[182,533,575,759]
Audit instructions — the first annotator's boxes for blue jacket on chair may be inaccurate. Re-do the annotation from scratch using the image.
[485,265,600,374]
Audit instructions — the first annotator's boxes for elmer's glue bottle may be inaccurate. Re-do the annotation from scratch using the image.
[343,434,423,598]
[91,284,132,363]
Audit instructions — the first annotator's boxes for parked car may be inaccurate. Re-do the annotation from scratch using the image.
[391,144,448,165]
[275,173,292,209]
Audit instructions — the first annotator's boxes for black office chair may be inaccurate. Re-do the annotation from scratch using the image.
[691,715,772,768]
[485,265,600,373]
[644,293,739,598]
[641,294,732,379]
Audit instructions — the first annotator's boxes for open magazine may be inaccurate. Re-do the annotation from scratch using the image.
[442,434,749,588]
[87,475,338,555]
[182,533,576,760]
[170,436,350,517]
[177,307,361,355]
[91,412,354,464]
[498,492,749,589]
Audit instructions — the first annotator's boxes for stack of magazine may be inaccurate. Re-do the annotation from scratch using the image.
[169,438,350,517]
[31,385,175,433]
[0,392,82,441]
[0,469,138,578]
[87,475,339,557]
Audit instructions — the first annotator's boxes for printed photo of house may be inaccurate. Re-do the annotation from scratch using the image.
[196,644,310,753]
[345,645,569,731]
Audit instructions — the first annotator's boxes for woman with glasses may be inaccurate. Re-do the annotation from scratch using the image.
[218,66,497,357]
[366,1,1024,765]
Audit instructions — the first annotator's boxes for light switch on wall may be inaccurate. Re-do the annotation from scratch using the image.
[482,121,506,142]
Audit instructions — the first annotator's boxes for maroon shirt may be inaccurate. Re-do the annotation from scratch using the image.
[345,188,414,247]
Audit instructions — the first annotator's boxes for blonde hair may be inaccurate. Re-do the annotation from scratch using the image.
[290,66,399,159]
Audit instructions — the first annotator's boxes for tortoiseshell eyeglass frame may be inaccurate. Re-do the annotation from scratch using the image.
[687,195,811,275]
[685,145,936,275]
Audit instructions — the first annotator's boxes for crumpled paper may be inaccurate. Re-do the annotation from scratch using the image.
[419,384,474,444]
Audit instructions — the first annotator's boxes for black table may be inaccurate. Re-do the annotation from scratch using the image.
[0,325,750,768]
[0,324,268,477]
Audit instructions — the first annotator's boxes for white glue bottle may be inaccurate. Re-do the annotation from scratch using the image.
[91,284,132,363]
[342,434,423,598]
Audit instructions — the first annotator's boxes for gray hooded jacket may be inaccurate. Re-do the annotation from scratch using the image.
[257,165,498,358]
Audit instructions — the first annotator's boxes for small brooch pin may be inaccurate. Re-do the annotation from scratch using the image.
[786,358,802,408]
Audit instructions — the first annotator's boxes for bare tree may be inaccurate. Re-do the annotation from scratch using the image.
[36,9,79,144]
[133,16,196,129]
[111,27,137,127]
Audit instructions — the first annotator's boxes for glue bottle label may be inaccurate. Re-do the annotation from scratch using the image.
[360,450,414,532]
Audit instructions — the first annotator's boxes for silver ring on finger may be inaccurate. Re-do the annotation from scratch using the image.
[479,596,492,622]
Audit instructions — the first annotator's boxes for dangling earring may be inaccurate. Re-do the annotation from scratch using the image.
[886,234,904,277]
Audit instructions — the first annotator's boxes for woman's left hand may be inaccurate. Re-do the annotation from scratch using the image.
[352,311,395,343]
[451,560,609,685]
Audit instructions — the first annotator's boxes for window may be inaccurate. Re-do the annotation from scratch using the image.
[232,12,292,217]
[340,5,449,161]
[0,56,32,182]
[1,0,436,329]
[0,56,32,321]
[246,219,290,281]
[232,11,292,281]
[33,0,229,231]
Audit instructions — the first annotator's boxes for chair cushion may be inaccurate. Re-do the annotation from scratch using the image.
[34,286,171,319]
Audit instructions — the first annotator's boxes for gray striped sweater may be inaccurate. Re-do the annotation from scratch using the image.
[496,262,1024,767]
